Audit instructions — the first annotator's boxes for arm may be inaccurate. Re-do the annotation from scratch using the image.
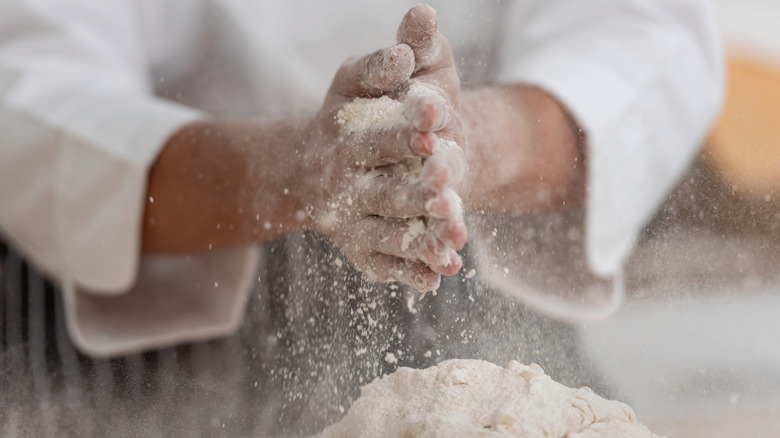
[142,117,310,253]
[143,41,468,291]
[497,0,725,274]
[0,2,202,292]
[399,1,723,276]
[0,2,463,294]
[459,85,586,214]
[390,1,720,321]
[394,5,586,218]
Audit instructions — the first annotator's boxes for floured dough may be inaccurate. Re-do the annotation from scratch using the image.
[319,359,662,438]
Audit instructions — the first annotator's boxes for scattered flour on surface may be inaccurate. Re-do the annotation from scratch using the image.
[337,95,407,136]
[319,359,663,438]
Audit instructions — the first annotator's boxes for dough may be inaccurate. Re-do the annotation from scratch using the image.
[319,359,662,438]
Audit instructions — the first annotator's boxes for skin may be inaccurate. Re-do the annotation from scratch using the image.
[142,5,584,291]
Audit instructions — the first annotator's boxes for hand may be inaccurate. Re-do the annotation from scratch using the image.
[143,4,581,276]
[394,3,470,258]
[143,5,473,294]
[396,5,585,215]
[299,40,466,292]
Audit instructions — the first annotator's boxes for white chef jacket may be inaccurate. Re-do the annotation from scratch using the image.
[716,0,780,64]
[0,0,723,357]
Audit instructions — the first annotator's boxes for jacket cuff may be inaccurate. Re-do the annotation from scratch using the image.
[56,99,204,293]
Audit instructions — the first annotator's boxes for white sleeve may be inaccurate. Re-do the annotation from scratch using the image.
[0,1,204,291]
[497,0,725,275]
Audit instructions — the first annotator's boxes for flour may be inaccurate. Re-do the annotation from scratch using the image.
[384,352,398,364]
[401,218,427,251]
[319,359,662,438]
[337,95,407,136]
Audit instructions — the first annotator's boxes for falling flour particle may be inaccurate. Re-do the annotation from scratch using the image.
[464,269,476,279]
[384,352,397,364]
[418,286,439,301]
[319,359,662,438]
[337,95,407,136]
[405,294,417,315]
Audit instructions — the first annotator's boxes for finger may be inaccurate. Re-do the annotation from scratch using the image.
[331,44,415,98]
[396,5,459,103]
[404,85,449,132]
[348,125,438,166]
[428,217,468,250]
[426,189,468,249]
[363,253,441,292]
[364,217,463,275]
[411,131,439,156]
[356,173,465,221]
[425,188,464,220]
[420,140,467,190]
[354,175,434,219]
[396,4,449,71]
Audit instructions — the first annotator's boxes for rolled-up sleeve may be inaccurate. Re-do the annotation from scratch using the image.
[497,0,724,275]
[0,1,203,292]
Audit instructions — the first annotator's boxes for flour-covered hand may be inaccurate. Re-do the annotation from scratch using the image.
[299,40,465,291]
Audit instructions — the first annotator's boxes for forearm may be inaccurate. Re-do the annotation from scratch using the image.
[459,85,586,213]
[142,117,311,254]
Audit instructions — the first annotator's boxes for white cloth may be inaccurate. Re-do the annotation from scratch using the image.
[0,0,723,357]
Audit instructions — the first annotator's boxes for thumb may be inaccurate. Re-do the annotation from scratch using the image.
[330,44,415,98]
[396,4,441,70]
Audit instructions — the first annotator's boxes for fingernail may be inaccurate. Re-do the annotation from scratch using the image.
[431,250,462,276]
[411,132,438,156]
[431,219,467,249]
[425,194,450,218]
[422,162,449,190]
[407,95,447,132]
[445,221,468,249]
[415,271,440,291]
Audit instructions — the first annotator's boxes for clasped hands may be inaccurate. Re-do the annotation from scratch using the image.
[302,5,467,292]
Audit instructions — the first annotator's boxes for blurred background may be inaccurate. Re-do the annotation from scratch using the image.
[583,0,780,436]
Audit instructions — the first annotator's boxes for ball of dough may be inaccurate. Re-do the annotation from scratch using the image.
[319,359,662,438]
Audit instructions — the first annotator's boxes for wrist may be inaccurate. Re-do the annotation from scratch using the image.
[458,85,586,213]
[143,116,319,253]
[239,116,317,237]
